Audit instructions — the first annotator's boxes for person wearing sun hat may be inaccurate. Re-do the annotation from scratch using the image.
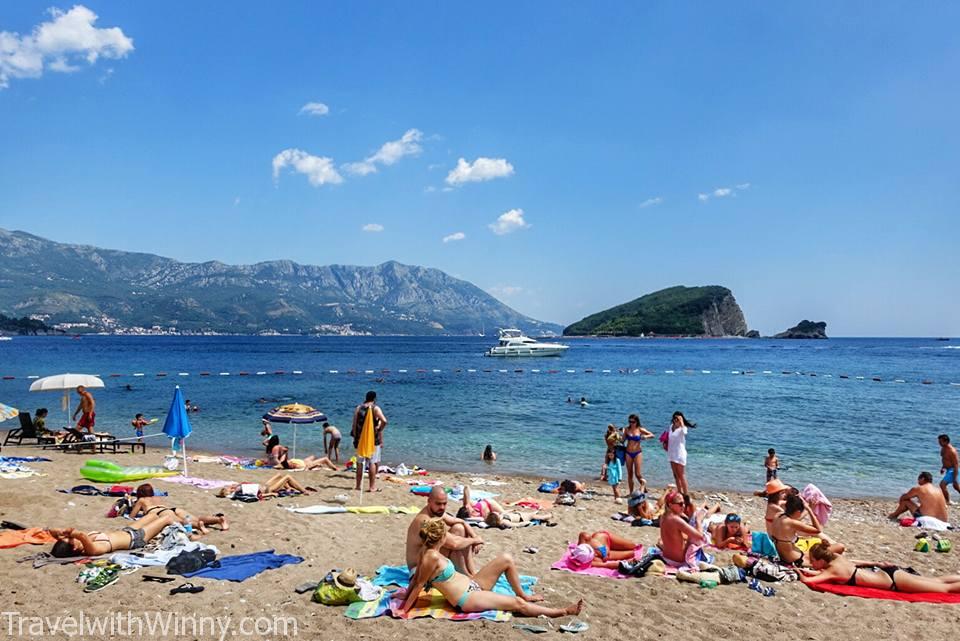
[761,478,793,535]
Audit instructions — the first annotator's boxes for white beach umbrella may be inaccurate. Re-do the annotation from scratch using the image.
[29,373,105,428]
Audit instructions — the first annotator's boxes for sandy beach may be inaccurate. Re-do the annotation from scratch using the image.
[1,445,958,641]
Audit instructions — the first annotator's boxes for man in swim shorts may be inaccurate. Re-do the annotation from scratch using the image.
[939,434,960,504]
[888,471,949,522]
[72,385,96,434]
[352,391,388,492]
[406,487,483,577]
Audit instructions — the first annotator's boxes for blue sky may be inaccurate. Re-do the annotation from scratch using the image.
[1,2,957,335]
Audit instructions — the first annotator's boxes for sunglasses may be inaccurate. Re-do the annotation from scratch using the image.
[725,514,742,523]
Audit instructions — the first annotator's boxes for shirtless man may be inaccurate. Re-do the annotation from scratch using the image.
[72,385,96,434]
[658,490,706,567]
[939,435,960,504]
[889,471,949,522]
[323,422,342,462]
[405,487,482,576]
[351,391,388,492]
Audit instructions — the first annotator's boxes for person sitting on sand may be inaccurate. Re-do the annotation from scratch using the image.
[770,494,845,566]
[406,487,483,576]
[481,444,497,462]
[659,490,707,567]
[456,486,507,520]
[128,483,228,534]
[576,530,639,565]
[401,518,584,618]
[709,513,750,550]
[682,494,721,532]
[888,471,949,522]
[800,541,960,593]
[49,511,180,557]
[215,473,313,499]
[760,479,793,534]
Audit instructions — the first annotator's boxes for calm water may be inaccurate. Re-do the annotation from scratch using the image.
[1,335,958,497]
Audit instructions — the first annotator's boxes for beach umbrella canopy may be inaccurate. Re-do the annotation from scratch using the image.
[0,402,18,423]
[263,403,327,458]
[163,386,193,476]
[263,403,327,424]
[29,373,105,427]
[28,373,105,393]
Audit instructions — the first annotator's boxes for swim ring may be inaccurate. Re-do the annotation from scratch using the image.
[80,459,178,483]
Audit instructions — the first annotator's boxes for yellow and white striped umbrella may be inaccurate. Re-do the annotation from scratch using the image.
[0,402,19,423]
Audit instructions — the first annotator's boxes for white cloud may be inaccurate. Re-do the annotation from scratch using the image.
[639,196,663,209]
[343,128,423,176]
[488,208,530,236]
[698,183,750,202]
[272,148,343,186]
[362,223,384,232]
[299,101,330,117]
[445,157,514,186]
[442,232,465,243]
[0,5,134,89]
[488,285,524,299]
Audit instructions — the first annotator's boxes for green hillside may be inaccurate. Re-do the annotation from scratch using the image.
[563,285,747,336]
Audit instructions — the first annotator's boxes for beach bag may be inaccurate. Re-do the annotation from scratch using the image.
[166,549,217,575]
[658,430,669,451]
[313,582,361,606]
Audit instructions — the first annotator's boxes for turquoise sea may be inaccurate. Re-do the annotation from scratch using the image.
[1,335,958,497]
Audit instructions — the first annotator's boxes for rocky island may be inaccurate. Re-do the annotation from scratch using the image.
[773,320,828,339]
[563,285,751,337]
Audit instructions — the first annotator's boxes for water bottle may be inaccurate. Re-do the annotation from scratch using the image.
[184,516,193,536]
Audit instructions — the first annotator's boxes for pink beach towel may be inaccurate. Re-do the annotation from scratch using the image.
[801,483,833,526]
[551,545,645,579]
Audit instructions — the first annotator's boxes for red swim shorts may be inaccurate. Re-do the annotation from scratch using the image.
[77,412,96,429]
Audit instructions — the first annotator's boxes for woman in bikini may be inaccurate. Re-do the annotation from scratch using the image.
[769,494,845,566]
[128,484,228,533]
[455,486,507,519]
[401,519,584,617]
[264,435,338,471]
[622,414,654,494]
[576,530,639,565]
[801,542,960,593]
[215,473,314,498]
[49,511,180,557]
[762,479,791,535]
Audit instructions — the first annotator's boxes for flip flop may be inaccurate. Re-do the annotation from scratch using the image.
[142,575,176,583]
[170,583,205,595]
[560,619,589,633]
[523,547,539,554]
[513,624,551,634]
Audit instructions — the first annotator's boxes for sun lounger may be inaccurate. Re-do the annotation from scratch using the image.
[3,412,56,447]
[43,428,146,454]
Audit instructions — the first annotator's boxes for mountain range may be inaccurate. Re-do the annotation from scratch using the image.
[0,228,562,336]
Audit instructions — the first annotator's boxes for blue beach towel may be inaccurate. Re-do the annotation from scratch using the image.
[751,532,779,559]
[372,564,537,595]
[182,550,303,582]
[538,481,560,493]
[0,456,52,463]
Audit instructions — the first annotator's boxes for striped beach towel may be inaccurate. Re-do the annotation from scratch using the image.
[344,589,513,621]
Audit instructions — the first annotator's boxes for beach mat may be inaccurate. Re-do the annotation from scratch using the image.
[807,582,960,603]
[372,564,536,595]
[0,527,56,549]
[181,550,302,582]
[551,546,644,579]
[345,589,512,621]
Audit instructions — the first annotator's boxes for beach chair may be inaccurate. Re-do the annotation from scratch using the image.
[44,428,104,453]
[3,412,56,447]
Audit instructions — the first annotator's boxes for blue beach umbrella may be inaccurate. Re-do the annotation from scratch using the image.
[163,386,193,476]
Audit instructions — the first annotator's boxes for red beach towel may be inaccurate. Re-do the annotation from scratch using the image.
[807,581,960,603]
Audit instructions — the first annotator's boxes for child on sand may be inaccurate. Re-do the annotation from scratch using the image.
[765,448,779,481]
[131,413,149,444]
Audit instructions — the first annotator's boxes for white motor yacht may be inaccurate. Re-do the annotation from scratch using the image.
[485,329,569,357]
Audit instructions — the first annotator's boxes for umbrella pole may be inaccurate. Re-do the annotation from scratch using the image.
[293,425,298,460]
[182,439,188,478]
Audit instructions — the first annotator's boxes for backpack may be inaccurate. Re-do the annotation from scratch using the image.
[166,549,217,575]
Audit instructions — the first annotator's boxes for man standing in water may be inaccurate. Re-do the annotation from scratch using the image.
[72,386,96,434]
[352,390,387,492]
[939,435,960,504]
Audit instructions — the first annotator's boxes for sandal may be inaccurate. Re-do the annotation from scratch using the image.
[83,565,121,592]
[170,582,205,595]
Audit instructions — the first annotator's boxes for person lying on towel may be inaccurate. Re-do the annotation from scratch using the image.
[800,542,960,593]
[49,511,179,557]
[401,518,584,618]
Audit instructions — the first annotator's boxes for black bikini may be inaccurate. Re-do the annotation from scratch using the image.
[846,565,902,591]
